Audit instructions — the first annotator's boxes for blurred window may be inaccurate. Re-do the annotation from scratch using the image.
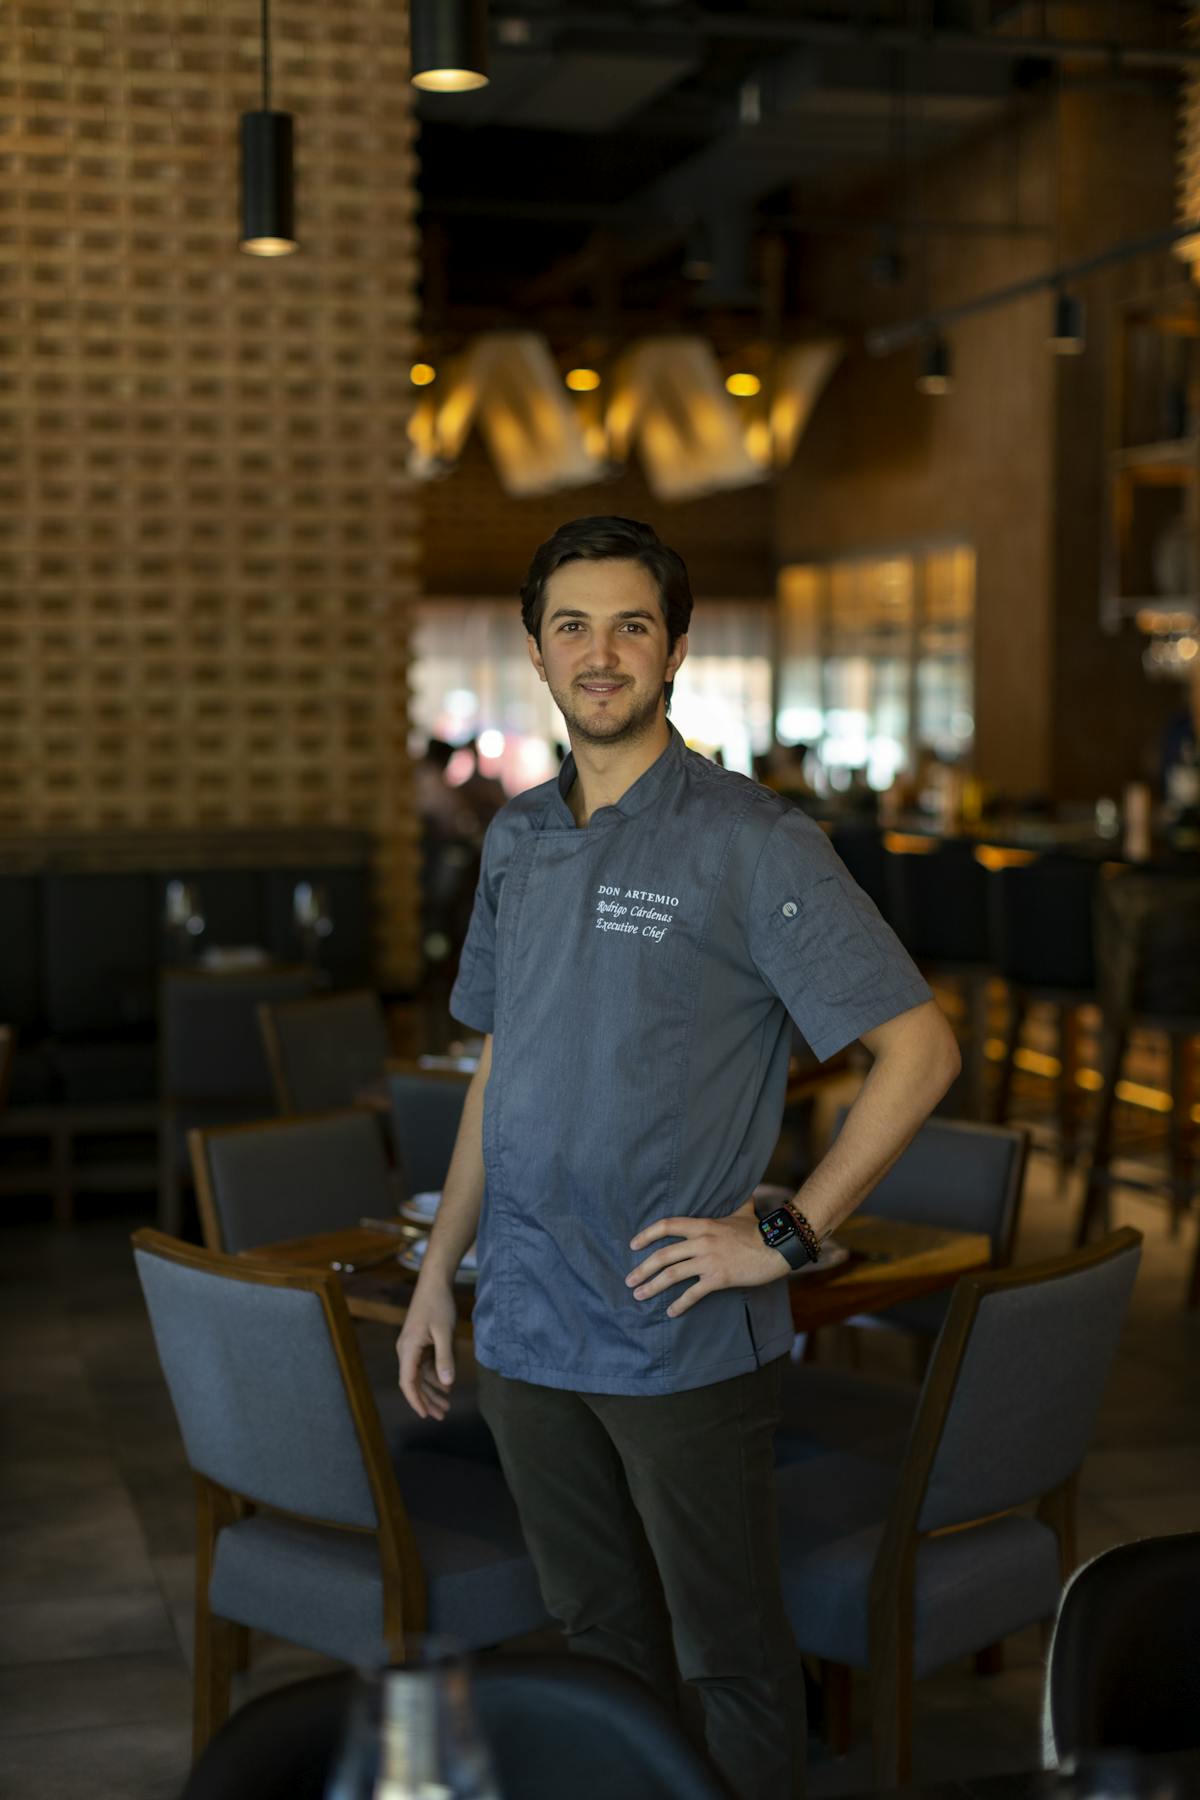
[411,599,773,790]
[776,546,974,788]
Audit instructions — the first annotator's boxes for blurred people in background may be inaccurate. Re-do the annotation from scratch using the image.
[414,738,482,1030]
[456,738,508,835]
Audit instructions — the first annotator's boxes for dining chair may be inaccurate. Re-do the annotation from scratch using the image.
[189,1107,396,1254]
[883,835,993,1116]
[386,1061,471,1199]
[826,1110,1029,1352]
[158,966,315,1235]
[180,1655,737,1800]
[258,988,392,1116]
[1075,870,1200,1304]
[986,853,1099,1180]
[1043,1533,1200,1765]
[132,1229,547,1758]
[188,1108,498,1472]
[774,1226,1142,1788]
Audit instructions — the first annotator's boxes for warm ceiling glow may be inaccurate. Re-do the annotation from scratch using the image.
[240,236,298,257]
[410,362,437,386]
[725,372,761,397]
[565,367,601,392]
[411,68,489,92]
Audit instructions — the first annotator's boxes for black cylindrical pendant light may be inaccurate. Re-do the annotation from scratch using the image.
[411,0,490,93]
[1048,290,1086,355]
[916,335,953,395]
[240,0,297,256]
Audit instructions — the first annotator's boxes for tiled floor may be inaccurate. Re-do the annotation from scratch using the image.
[1,1149,1198,1800]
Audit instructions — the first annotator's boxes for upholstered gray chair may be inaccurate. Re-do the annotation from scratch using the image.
[836,1110,1029,1341]
[189,1107,396,1255]
[188,1108,497,1470]
[258,988,392,1116]
[132,1229,547,1758]
[159,965,314,1235]
[386,1062,470,1199]
[774,1227,1142,1789]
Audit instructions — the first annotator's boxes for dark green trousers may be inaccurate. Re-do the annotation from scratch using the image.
[477,1357,806,1800]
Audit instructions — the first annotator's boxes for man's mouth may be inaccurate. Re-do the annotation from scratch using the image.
[578,680,627,695]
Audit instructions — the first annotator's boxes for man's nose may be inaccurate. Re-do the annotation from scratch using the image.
[592,631,621,666]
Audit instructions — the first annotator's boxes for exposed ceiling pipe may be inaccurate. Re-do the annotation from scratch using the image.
[494,6,1197,72]
[866,218,1200,355]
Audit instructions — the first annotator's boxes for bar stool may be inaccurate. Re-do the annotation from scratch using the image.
[884,835,993,1117]
[987,853,1100,1181]
[1075,870,1200,1305]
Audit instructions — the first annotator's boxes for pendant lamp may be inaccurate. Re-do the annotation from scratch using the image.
[916,336,953,395]
[240,0,297,256]
[411,0,490,93]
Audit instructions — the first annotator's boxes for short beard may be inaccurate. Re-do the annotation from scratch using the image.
[553,678,665,748]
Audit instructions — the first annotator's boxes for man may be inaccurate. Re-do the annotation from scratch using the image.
[398,516,960,1800]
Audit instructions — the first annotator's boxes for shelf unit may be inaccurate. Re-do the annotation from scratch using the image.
[1103,287,1200,633]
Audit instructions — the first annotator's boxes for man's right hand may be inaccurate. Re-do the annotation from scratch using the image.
[396,1277,459,1420]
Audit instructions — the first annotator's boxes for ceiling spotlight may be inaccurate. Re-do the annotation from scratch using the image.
[240,0,297,257]
[410,362,437,386]
[565,368,601,392]
[1049,291,1086,355]
[916,336,953,395]
[725,372,762,397]
[411,0,490,93]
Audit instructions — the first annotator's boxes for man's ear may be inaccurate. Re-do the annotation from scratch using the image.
[526,633,548,684]
[666,633,688,683]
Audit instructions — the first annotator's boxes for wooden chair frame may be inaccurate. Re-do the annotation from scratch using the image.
[132,1227,428,1760]
[258,987,391,1115]
[188,1106,389,1254]
[821,1225,1142,1789]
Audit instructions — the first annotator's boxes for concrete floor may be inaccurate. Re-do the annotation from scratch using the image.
[1,1149,1198,1800]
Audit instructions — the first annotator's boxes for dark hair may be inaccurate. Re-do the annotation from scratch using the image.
[520,516,693,650]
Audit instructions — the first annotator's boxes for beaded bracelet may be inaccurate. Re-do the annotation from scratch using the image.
[783,1202,822,1264]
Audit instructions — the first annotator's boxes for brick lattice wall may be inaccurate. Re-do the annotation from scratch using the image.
[0,1,420,983]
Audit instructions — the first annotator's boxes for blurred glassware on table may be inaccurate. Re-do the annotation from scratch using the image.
[294,880,334,966]
[325,1642,499,1800]
[164,879,205,961]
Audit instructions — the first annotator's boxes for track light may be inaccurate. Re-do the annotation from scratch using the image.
[916,336,953,395]
[240,0,296,256]
[411,0,490,93]
[1049,291,1086,355]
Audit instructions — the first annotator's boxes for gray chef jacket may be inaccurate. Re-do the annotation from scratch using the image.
[449,726,932,1397]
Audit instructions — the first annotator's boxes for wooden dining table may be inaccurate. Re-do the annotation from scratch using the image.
[241,1212,992,1335]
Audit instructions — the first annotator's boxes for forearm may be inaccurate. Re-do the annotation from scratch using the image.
[791,1003,960,1240]
[417,1034,491,1285]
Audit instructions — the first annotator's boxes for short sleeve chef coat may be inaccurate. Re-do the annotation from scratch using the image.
[449,726,932,1397]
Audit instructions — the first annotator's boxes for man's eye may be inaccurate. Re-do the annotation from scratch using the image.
[622,623,646,633]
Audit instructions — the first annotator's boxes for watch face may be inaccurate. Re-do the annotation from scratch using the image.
[759,1207,797,1249]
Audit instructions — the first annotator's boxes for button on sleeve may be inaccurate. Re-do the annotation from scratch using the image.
[747,810,932,1062]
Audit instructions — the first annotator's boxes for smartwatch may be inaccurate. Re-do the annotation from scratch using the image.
[755,1200,821,1271]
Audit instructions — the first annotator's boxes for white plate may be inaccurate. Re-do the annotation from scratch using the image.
[399,1190,442,1226]
[398,1236,478,1285]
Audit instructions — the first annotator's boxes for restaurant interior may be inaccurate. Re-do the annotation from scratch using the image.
[3,0,1200,1796]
